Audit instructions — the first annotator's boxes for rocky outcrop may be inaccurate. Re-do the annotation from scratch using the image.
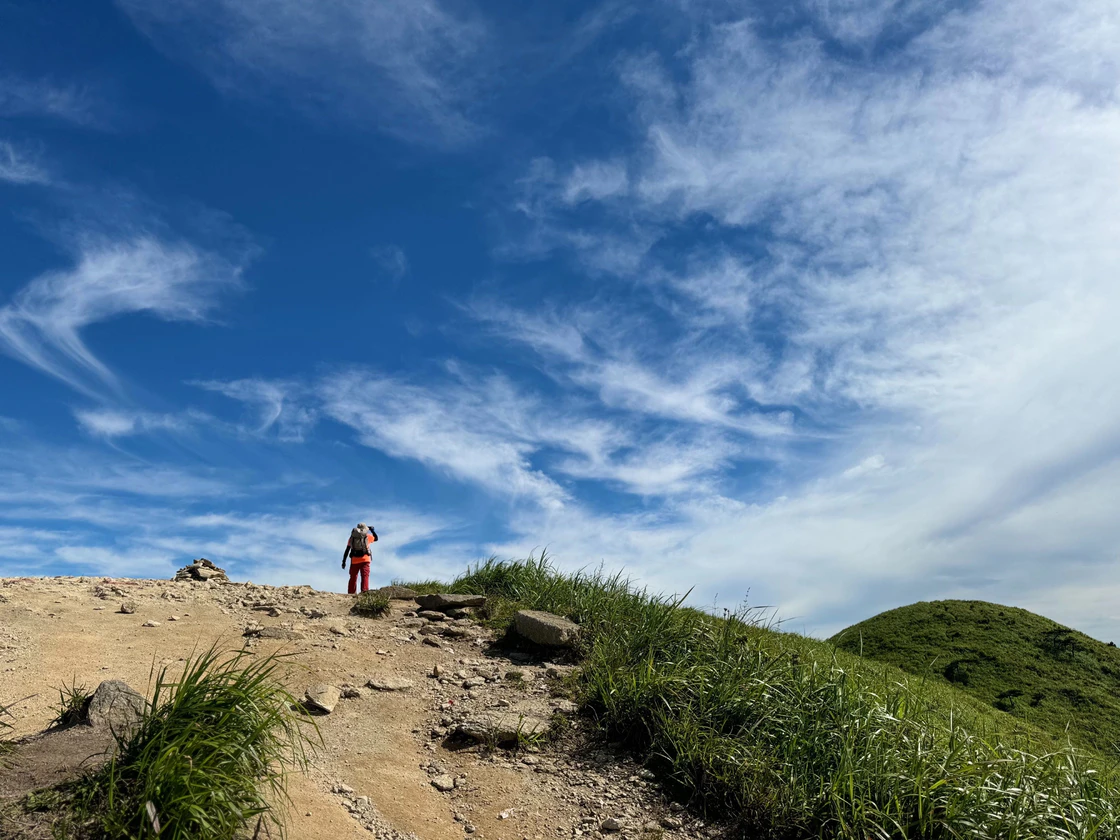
[174,558,229,583]
[514,610,581,647]
[415,593,486,610]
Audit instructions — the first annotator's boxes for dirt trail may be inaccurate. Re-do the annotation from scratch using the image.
[0,577,708,840]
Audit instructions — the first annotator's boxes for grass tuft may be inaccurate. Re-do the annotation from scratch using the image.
[50,680,92,730]
[405,555,1120,840]
[352,590,391,618]
[73,644,317,840]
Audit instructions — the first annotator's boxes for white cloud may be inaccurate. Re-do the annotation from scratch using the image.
[0,140,50,185]
[117,0,489,146]
[0,236,244,397]
[74,408,194,439]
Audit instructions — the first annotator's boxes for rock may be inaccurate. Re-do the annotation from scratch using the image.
[333,783,355,795]
[418,610,446,622]
[660,816,683,830]
[168,615,180,621]
[366,677,414,691]
[419,624,449,637]
[444,625,471,638]
[513,610,581,647]
[445,607,474,619]
[462,677,485,689]
[601,818,623,833]
[431,664,444,678]
[173,557,229,583]
[423,637,444,648]
[371,585,420,601]
[87,680,146,734]
[302,607,328,619]
[456,713,547,744]
[430,774,455,792]
[120,601,138,614]
[400,619,426,629]
[304,684,341,714]
[141,620,160,628]
[248,627,305,640]
[340,685,363,699]
[415,593,487,611]
[329,624,348,636]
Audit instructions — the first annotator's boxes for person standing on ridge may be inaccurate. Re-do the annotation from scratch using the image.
[342,522,378,594]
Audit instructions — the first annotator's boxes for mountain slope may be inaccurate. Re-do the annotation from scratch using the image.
[830,599,1120,754]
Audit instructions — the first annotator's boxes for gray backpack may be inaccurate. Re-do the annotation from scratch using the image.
[349,528,369,557]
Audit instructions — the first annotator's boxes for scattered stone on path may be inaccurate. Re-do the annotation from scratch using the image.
[367,676,414,691]
[431,664,444,678]
[415,593,487,611]
[173,557,229,583]
[456,712,547,744]
[329,624,348,636]
[445,607,474,619]
[513,610,581,647]
[430,774,455,792]
[247,626,305,640]
[119,600,138,614]
[304,683,341,714]
[601,818,623,833]
[417,610,446,622]
[340,685,363,699]
[87,679,146,734]
[168,615,180,621]
[141,620,160,628]
[423,637,444,648]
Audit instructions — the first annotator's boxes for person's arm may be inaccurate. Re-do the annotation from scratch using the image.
[342,543,351,569]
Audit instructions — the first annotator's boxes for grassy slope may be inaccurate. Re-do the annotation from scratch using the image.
[830,599,1120,754]
[401,559,1120,840]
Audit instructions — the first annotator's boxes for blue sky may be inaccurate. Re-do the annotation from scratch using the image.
[2,0,1119,639]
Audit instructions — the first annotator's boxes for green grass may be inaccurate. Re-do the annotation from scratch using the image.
[72,644,317,840]
[830,600,1120,755]
[352,590,391,617]
[404,556,1120,840]
[50,680,92,729]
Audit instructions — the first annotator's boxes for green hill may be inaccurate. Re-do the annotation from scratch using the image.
[831,599,1120,754]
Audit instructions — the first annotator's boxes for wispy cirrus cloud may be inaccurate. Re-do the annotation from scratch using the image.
[477,0,1120,633]
[0,140,50,185]
[117,0,490,146]
[0,236,245,397]
[0,76,104,126]
[371,244,409,282]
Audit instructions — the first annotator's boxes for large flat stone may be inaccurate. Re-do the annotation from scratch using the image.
[513,610,581,647]
[371,585,420,601]
[415,593,487,611]
[86,680,146,736]
[457,712,548,744]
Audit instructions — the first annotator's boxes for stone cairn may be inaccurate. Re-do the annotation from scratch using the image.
[173,557,229,583]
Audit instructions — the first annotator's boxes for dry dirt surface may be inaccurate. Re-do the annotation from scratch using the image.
[0,576,715,840]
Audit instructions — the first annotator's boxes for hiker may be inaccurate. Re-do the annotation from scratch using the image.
[342,522,378,594]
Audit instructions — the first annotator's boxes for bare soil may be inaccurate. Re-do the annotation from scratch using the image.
[0,577,715,840]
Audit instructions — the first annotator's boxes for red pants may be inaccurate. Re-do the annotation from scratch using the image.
[348,559,370,594]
